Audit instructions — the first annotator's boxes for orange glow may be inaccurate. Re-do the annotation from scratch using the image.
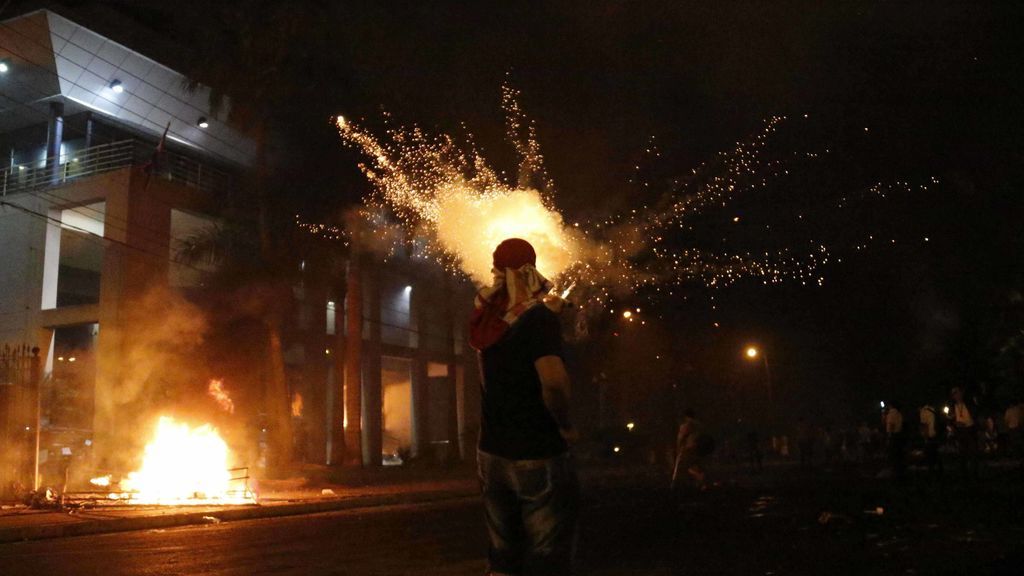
[746,347,759,359]
[207,379,234,414]
[291,393,304,417]
[118,416,254,505]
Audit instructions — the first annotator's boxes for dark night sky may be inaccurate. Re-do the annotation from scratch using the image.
[12,0,1024,426]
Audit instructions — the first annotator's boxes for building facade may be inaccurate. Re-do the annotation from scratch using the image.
[0,9,479,494]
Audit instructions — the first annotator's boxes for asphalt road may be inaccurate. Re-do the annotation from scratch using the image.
[1,465,1023,575]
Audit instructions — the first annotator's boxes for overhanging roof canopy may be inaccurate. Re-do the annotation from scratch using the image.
[0,10,257,167]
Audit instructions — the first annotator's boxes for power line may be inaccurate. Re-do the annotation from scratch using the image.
[2,201,468,343]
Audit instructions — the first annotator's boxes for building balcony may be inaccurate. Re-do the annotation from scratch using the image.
[1,139,234,198]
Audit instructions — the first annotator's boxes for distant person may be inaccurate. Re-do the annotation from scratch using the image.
[884,404,906,480]
[981,417,999,456]
[1005,400,1022,465]
[779,435,790,458]
[470,238,578,576]
[857,421,873,463]
[950,387,979,480]
[672,409,712,490]
[919,403,942,475]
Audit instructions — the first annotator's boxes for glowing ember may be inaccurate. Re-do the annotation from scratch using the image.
[117,416,254,505]
[207,379,235,414]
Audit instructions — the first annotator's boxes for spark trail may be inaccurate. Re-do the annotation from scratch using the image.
[327,88,933,306]
[333,86,584,285]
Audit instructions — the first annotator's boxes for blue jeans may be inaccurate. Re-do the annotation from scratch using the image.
[477,450,579,575]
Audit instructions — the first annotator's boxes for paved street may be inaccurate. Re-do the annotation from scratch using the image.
[2,465,1023,575]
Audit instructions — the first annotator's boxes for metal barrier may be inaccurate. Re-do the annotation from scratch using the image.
[1,140,233,197]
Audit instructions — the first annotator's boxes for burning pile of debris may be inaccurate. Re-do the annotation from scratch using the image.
[83,416,257,506]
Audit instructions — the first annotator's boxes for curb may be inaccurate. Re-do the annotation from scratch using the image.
[0,489,476,544]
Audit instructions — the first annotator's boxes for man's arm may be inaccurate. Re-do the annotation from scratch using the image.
[535,355,575,440]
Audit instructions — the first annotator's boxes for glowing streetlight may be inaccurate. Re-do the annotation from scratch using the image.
[626,422,635,431]
[622,310,633,319]
[743,345,773,403]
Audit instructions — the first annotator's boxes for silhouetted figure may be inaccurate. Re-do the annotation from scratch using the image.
[672,409,712,490]
[1005,399,1023,470]
[919,403,943,476]
[884,404,906,482]
[950,387,979,480]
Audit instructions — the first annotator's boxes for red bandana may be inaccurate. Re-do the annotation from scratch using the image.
[469,239,553,351]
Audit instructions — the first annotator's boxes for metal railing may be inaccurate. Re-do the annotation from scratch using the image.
[1,140,234,198]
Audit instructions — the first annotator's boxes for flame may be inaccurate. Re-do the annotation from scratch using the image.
[118,416,253,505]
[207,379,234,414]
[291,392,304,417]
[90,474,112,487]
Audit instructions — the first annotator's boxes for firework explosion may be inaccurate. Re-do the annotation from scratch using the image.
[325,88,934,310]
[333,86,585,285]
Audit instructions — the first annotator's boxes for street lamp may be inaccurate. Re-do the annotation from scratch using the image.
[744,345,773,402]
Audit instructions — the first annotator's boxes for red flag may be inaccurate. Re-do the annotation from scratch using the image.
[143,122,170,188]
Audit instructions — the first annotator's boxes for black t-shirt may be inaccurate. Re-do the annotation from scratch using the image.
[478,304,568,460]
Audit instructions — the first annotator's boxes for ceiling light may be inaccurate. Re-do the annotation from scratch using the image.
[0,60,9,74]
[197,117,209,129]
[109,79,124,93]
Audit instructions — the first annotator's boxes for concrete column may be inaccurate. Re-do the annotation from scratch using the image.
[343,256,362,466]
[92,176,130,470]
[84,112,94,149]
[442,277,459,462]
[360,263,382,467]
[46,101,64,185]
[40,209,61,310]
[460,316,482,460]
[329,287,346,465]
[305,281,329,464]
[409,278,429,458]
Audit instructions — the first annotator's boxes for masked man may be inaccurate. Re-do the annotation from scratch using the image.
[470,238,578,576]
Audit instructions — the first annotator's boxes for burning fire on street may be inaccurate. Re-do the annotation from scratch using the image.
[89,416,256,506]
